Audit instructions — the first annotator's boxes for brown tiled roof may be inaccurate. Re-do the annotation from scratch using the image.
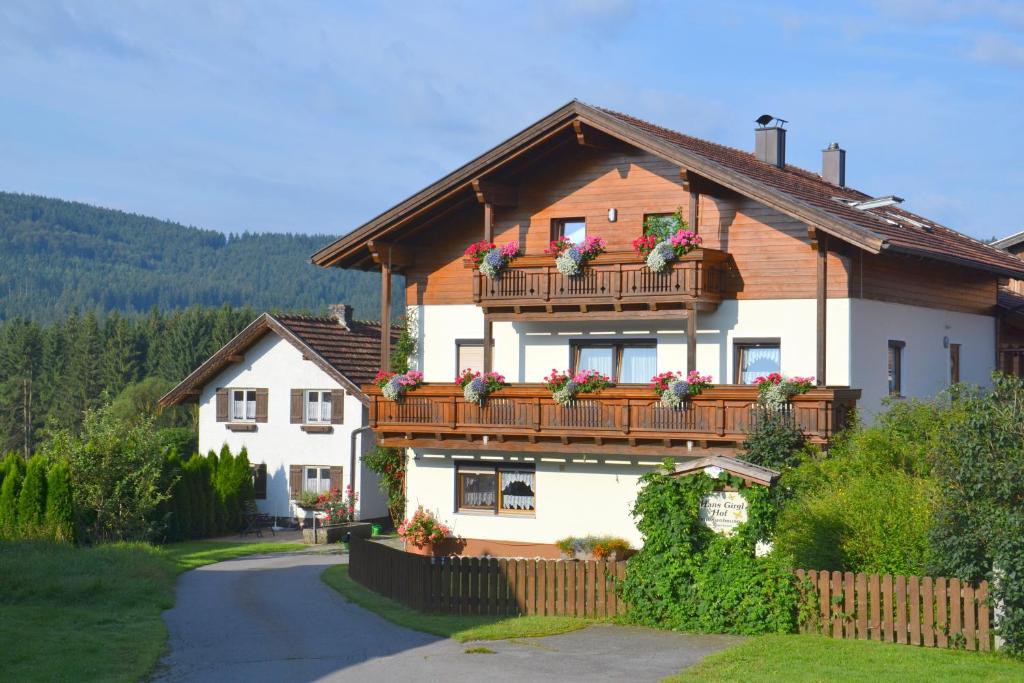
[273,314,396,388]
[313,100,1024,279]
[597,107,1024,278]
[159,312,399,407]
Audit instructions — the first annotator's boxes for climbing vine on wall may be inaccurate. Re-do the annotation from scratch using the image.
[619,459,799,635]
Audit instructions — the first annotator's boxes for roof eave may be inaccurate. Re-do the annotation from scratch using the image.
[883,243,1024,280]
[311,100,585,269]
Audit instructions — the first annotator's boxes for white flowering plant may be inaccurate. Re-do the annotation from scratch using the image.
[544,368,612,406]
[456,369,506,405]
[753,373,815,410]
[374,369,425,401]
[546,235,606,277]
[650,370,713,408]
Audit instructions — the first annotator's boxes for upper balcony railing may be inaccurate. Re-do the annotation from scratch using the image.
[469,249,728,320]
[366,383,859,456]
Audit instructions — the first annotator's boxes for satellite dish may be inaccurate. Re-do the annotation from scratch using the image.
[755,114,774,127]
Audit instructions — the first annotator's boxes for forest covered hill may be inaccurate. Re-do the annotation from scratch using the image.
[0,192,385,322]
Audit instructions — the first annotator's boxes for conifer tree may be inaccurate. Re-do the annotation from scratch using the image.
[0,457,24,538]
[45,460,75,542]
[17,455,48,536]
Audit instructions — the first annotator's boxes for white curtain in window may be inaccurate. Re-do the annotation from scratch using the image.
[232,392,245,420]
[320,393,332,422]
[739,347,781,384]
[462,473,497,507]
[500,470,535,510]
[577,347,614,377]
[306,393,319,422]
[620,346,657,383]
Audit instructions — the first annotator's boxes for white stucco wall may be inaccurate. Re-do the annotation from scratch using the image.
[197,332,388,521]
[411,299,851,386]
[849,298,996,419]
[406,451,665,548]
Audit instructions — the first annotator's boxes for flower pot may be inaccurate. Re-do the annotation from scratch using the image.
[405,540,440,556]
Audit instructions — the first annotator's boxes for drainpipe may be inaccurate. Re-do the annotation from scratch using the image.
[350,425,373,520]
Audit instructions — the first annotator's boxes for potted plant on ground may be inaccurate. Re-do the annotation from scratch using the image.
[397,506,451,556]
[555,535,633,562]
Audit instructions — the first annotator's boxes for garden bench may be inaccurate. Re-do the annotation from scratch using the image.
[240,500,276,538]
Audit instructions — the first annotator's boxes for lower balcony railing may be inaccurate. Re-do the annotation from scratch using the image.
[366,384,860,455]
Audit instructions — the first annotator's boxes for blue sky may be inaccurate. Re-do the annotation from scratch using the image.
[1,1,1022,240]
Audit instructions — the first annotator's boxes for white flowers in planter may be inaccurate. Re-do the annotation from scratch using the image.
[645,241,677,273]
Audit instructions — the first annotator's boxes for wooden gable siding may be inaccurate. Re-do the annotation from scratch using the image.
[850,251,997,315]
[404,146,847,306]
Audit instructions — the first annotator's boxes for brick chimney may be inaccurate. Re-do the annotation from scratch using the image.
[329,304,354,330]
[822,142,846,187]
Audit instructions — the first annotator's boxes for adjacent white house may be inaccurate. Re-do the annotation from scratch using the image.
[307,101,1024,557]
[160,305,392,524]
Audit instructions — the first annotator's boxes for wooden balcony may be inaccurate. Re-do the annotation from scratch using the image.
[366,384,860,456]
[470,249,728,321]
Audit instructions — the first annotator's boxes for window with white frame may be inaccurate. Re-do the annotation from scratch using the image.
[305,390,333,424]
[304,466,332,494]
[231,389,257,421]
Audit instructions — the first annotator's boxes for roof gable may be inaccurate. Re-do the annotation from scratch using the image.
[313,100,1024,279]
[159,313,395,407]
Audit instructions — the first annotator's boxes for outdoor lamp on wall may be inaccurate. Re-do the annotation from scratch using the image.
[607,208,617,222]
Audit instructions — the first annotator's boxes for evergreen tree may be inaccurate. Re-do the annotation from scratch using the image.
[17,455,48,536]
[216,444,239,531]
[101,312,141,396]
[0,457,24,537]
[45,461,75,542]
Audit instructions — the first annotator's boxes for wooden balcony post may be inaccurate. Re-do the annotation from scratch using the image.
[380,258,392,369]
[686,304,697,373]
[482,200,494,373]
[816,233,828,386]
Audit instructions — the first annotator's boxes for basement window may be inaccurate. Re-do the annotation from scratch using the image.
[888,340,905,396]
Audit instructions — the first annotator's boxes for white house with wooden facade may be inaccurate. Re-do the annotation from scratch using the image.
[311,101,1024,556]
[160,306,392,524]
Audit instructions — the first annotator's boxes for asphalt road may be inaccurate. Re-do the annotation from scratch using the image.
[154,552,740,682]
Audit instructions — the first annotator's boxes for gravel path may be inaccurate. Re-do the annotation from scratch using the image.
[154,552,739,682]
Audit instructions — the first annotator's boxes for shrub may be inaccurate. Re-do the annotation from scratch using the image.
[928,376,1024,656]
[364,445,406,527]
[17,455,48,537]
[45,460,75,542]
[741,408,810,471]
[773,398,945,575]
[620,460,799,635]
[38,406,170,543]
[397,506,450,547]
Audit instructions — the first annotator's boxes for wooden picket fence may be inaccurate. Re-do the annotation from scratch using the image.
[797,569,992,650]
[348,536,627,617]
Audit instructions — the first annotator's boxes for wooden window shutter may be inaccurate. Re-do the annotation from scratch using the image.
[330,390,345,424]
[329,466,343,493]
[255,388,269,423]
[290,389,303,424]
[215,388,228,422]
[289,464,303,499]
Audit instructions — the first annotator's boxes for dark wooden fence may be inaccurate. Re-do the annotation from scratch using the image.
[349,536,627,617]
[797,569,992,651]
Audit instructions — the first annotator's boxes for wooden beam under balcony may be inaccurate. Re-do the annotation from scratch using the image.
[364,383,860,457]
[471,179,517,207]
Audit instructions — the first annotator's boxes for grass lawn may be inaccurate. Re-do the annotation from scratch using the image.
[0,538,305,683]
[668,634,1024,683]
[322,564,593,642]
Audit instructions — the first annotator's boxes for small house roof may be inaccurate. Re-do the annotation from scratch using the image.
[669,455,780,487]
[159,313,398,408]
